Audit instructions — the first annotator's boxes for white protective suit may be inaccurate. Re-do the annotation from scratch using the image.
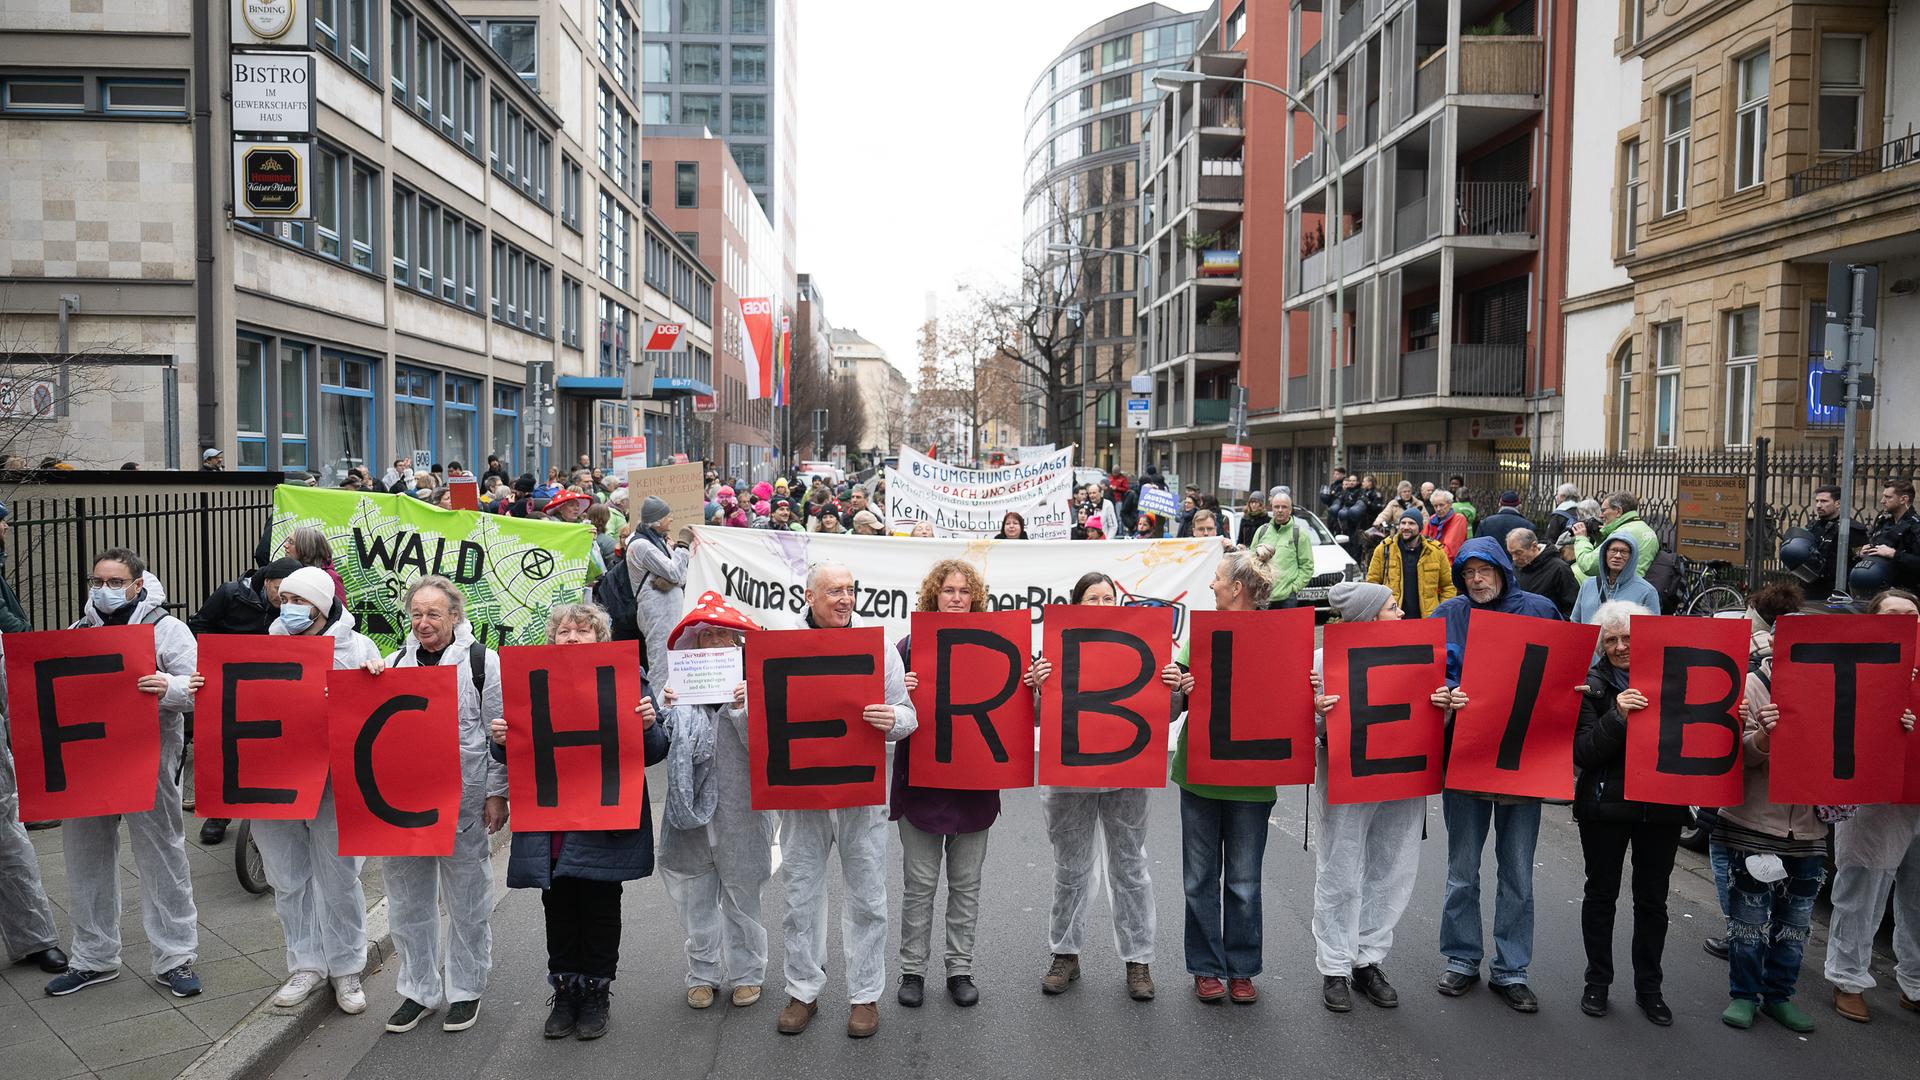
[1041,785,1156,963]
[382,620,506,1009]
[1824,804,1920,999]
[1308,647,1424,977]
[626,532,690,681]
[250,610,379,979]
[0,705,62,962]
[63,591,200,976]
[779,614,916,1005]
[658,695,774,989]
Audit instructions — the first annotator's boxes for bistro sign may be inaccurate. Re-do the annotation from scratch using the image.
[233,141,309,219]
[231,0,309,46]
[230,52,313,136]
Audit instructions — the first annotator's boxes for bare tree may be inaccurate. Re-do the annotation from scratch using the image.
[0,307,145,469]
[785,330,866,465]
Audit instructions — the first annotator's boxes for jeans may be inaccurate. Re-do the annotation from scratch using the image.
[1179,789,1273,979]
[1577,820,1681,994]
[1708,841,1733,917]
[1726,850,1825,1004]
[897,821,989,978]
[1439,793,1540,985]
[543,877,623,980]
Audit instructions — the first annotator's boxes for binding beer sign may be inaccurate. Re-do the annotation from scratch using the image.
[232,0,310,46]
[233,141,309,219]
[231,52,314,136]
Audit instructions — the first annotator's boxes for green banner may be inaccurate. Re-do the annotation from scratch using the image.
[269,485,597,652]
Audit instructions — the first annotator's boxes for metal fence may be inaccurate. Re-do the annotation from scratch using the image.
[1,471,283,630]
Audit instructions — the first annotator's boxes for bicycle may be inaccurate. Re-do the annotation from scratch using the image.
[233,819,272,895]
[1674,554,1747,616]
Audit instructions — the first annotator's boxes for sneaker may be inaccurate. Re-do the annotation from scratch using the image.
[846,1001,878,1039]
[1761,1000,1816,1033]
[1491,982,1538,1013]
[1580,984,1608,1017]
[1125,962,1155,1001]
[442,999,480,1032]
[1227,978,1257,1004]
[544,977,579,1039]
[45,967,118,997]
[272,971,326,1008]
[1637,993,1673,1027]
[1323,975,1353,1013]
[386,998,431,1033]
[896,974,924,1008]
[687,984,716,1009]
[1042,953,1080,995]
[574,980,610,1040]
[777,996,817,1035]
[1435,970,1480,996]
[1194,975,1227,1002]
[731,985,762,1008]
[1351,965,1399,1008]
[157,963,202,998]
[332,975,367,1015]
[1721,999,1757,1029]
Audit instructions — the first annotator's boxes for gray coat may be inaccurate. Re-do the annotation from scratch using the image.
[627,531,690,679]
[656,696,773,882]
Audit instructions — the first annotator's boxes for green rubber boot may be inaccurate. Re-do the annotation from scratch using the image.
[1722,999,1757,1029]
[1762,1000,1816,1033]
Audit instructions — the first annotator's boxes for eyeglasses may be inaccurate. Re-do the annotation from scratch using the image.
[88,576,133,589]
[817,587,856,600]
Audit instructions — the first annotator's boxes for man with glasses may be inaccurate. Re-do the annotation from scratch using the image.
[775,562,917,1040]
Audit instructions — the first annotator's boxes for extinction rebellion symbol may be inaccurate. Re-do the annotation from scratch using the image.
[241,146,302,215]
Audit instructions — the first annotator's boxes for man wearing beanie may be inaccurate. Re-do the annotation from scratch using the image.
[1365,508,1454,620]
[1310,581,1454,1013]
[758,498,804,532]
[1474,491,1532,549]
[628,495,690,679]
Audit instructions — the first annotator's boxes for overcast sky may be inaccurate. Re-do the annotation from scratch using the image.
[792,0,1209,385]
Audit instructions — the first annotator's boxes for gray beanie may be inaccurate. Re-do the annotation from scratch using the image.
[640,495,671,524]
[1329,580,1393,623]
[1399,506,1425,525]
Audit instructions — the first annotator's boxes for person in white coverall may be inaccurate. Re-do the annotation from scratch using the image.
[656,590,772,1011]
[0,692,68,975]
[250,567,384,1017]
[378,575,506,1036]
[45,548,203,998]
[775,562,917,1040]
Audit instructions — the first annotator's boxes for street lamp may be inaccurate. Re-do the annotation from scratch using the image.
[1153,68,1346,471]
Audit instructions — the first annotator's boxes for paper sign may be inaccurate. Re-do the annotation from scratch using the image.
[1624,615,1747,807]
[1446,610,1599,800]
[668,647,745,706]
[191,634,333,819]
[500,641,651,832]
[1323,618,1448,804]
[746,628,888,810]
[628,461,706,532]
[907,610,1036,790]
[327,667,462,856]
[609,435,648,476]
[1183,608,1316,786]
[1769,613,1916,805]
[4,626,161,820]
[1219,444,1253,492]
[1038,604,1174,788]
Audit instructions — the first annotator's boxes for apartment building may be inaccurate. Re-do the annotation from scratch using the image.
[828,327,910,457]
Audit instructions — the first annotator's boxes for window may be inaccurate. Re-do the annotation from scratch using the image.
[1660,84,1691,215]
[613,203,631,292]
[319,351,375,485]
[1733,50,1768,191]
[681,0,719,33]
[390,185,482,310]
[682,92,721,130]
[676,161,699,206]
[730,44,767,84]
[561,155,583,231]
[394,366,437,464]
[676,231,700,254]
[642,0,670,34]
[640,160,651,205]
[470,19,538,88]
[1819,34,1866,153]
[389,6,482,160]
[490,94,553,206]
[313,147,345,260]
[279,342,311,469]
[315,0,377,81]
[1,74,189,118]
[1613,343,1634,449]
[599,295,633,378]
[391,187,412,280]
[643,91,671,123]
[1653,320,1681,448]
[489,241,553,335]
[1724,308,1758,446]
[643,42,672,82]
[1100,37,1131,69]
[1225,3,1247,45]
[730,0,766,34]
[390,7,410,97]
[443,375,479,471]
[241,141,379,271]
[491,383,521,473]
[0,75,84,113]
[1100,75,1129,107]
[729,93,765,134]
[561,276,583,347]
[731,142,766,185]
[236,336,268,468]
[1620,138,1643,254]
[1100,114,1129,150]
[681,43,721,83]
[1626,0,1643,46]
[598,188,615,281]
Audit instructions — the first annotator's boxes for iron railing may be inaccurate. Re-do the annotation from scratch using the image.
[1449,343,1527,395]
[1200,96,1243,129]
[1455,181,1534,235]
[1789,131,1920,196]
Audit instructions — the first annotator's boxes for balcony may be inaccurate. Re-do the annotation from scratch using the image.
[1193,397,1231,426]
[1395,196,1434,250]
[1291,154,1316,192]
[1194,323,1239,353]
[1338,362,1372,405]
[1416,50,1445,112]
[1458,36,1543,97]
[1199,156,1245,201]
[1301,41,1324,79]
[1338,2,1365,51]
[1340,227,1370,270]
[1454,181,1534,235]
[1300,249,1327,289]
[1286,373,1320,412]
[1396,343,1525,398]
[1201,96,1243,129]
[1790,131,1920,196]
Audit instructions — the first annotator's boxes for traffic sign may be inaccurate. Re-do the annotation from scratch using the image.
[1125,396,1150,430]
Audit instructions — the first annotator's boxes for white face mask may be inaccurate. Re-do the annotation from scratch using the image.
[91,585,129,613]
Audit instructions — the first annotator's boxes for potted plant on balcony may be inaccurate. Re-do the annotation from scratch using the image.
[1207,297,1239,327]
[1185,230,1223,252]
[1464,12,1512,35]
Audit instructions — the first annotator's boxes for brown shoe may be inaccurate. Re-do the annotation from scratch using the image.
[1903,991,1919,1013]
[731,985,762,1008]
[1834,987,1871,1023]
[846,1001,879,1038]
[1041,953,1080,995]
[1127,962,1155,1001]
[776,996,816,1035]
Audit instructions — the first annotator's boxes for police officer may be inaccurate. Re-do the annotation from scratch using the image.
[1860,480,1920,593]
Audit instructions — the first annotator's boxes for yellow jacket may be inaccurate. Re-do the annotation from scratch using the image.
[1366,536,1458,618]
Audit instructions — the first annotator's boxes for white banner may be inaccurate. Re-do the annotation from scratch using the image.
[684,526,1220,649]
[885,445,1074,538]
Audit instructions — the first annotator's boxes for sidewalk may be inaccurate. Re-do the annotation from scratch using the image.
[4,810,385,1080]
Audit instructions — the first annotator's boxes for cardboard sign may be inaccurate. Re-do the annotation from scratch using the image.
[746,628,888,810]
[1038,604,1174,788]
[447,475,479,511]
[500,641,650,831]
[4,626,161,819]
[1446,610,1599,800]
[327,667,462,856]
[1769,613,1917,805]
[627,461,706,532]
[1323,618,1447,805]
[1624,615,1747,807]
[191,634,333,819]
[907,610,1036,790]
[1183,608,1316,786]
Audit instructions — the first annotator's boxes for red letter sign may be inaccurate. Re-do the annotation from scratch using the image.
[1039,605,1173,788]
[1184,608,1316,787]
[501,641,650,831]
[1323,618,1447,805]
[327,667,463,856]
[746,628,887,810]
[4,626,160,819]
[1624,615,1747,807]
[191,634,333,819]
[1446,610,1599,800]
[907,610,1035,790]
[1769,613,1916,805]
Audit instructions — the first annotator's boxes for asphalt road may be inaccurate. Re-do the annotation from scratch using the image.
[269,766,1917,1080]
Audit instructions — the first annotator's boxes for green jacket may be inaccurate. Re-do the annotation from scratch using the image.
[1168,640,1276,802]
[1453,499,1479,529]
[1573,510,1660,580]
[1251,517,1316,601]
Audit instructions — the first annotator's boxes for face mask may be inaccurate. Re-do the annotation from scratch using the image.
[91,586,128,613]
[279,604,316,634]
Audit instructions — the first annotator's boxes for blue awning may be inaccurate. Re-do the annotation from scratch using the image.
[555,376,625,394]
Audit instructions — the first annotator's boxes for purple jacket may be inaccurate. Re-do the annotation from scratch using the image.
[887,634,1000,834]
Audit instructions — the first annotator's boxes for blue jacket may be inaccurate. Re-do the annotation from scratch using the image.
[1429,536,1564,684]
[1571,530,1661,624]
[504,681,671,889]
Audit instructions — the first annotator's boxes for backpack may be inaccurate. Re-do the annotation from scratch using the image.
[1643,545,1684,614]
[593,556,643,642]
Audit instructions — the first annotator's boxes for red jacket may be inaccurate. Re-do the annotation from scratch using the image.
[1425,510,1469,559]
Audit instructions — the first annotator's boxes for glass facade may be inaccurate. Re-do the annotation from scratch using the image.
[641,0,780,216]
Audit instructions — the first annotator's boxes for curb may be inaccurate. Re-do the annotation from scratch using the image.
[178,828,511,1080]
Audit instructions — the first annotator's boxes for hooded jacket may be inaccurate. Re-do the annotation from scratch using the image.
[189,565,283,636]
[1571,531,1662,623]
[1365,531,1456,618]
[1429,537,1563,685]
[1251,515,1317,602]
[1573,510,1661,579]
[269,599,381,669]
[627,526,691,680]
[69,586,198,728]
